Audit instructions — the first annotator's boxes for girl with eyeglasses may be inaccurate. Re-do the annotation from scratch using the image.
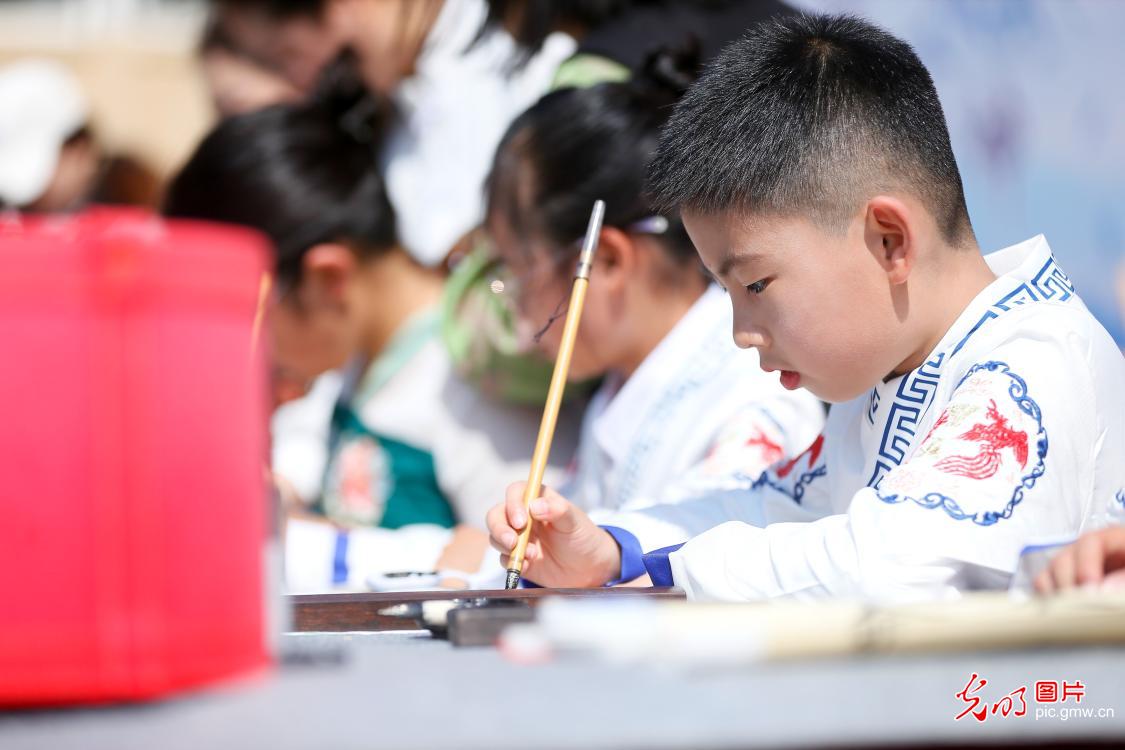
[481,51,825,524]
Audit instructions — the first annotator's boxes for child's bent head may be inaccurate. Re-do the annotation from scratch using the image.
[485,49,708,379]
[165,57,398,398]
[648,14,979,402]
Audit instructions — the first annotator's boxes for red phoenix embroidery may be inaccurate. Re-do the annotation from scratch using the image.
[934,400,1028,480]
[745,428,785,466]
[776,434,825,478]
[921,409,950,444]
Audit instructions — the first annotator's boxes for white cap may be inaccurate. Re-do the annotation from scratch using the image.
[0,59,90,208]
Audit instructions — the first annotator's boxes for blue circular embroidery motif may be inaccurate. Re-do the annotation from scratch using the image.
[876,361,1048,526]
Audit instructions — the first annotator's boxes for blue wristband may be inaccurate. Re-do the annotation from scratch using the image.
[641,543,684,588]
[600,525,646,585]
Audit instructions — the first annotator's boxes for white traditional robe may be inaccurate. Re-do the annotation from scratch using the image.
[606,236,1125,601]
[385,0,574,264]
[566,285,825,514]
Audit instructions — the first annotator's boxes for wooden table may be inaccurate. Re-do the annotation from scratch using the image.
[288,587,686,632]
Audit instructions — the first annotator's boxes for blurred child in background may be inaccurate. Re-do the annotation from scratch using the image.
[0,59,160,213]
[443,0,797,406]
[210,0,573,266]
[165,67,577,590]
[198,19,302,118]
[479,0,794,86]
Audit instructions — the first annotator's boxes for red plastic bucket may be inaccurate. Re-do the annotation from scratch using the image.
[0,208,272,705]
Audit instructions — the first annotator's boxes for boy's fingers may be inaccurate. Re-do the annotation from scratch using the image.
[1035,529,1125,596]
[1075,533,1108,586]
[531,491,584,534]
[505,482,529,529]
[486,504,517,552]
[1099,529,1125,574]
[1049,548,1078,591]
[529,497,553,521]
[486,503,506,533]
[486,532,515,557]
[1103,568,1125,591]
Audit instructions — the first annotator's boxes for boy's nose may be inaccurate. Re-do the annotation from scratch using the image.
[733,326,770,350]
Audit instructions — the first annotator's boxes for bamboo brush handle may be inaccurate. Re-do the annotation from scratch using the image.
[506,277,589,587]
[506,199,604,590]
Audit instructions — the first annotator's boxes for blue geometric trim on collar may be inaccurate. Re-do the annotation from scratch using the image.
[865,253,1072,490]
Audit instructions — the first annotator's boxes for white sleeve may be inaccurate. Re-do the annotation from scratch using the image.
[639,393,825,509]
[668,344,1096,602]
[593,434,830,552]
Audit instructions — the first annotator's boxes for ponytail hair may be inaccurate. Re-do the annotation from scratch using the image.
[165,50,396,287]
[486,43,701,271]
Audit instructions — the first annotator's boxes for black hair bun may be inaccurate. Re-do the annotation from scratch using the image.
[310,48,394,147]
[633,39,701,106]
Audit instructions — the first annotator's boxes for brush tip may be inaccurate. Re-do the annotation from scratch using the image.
[504,569,521,590]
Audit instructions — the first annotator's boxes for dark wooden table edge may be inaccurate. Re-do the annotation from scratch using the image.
[288,587,685,632]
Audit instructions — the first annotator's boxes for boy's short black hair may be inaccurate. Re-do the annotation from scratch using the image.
[647,13,973,244]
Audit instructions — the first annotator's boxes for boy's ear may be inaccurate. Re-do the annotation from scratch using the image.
[299,242,357,308]
[864,196,914,285]
[593,226,637,293]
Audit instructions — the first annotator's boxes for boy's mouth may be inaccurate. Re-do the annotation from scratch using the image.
[760,362,801,390]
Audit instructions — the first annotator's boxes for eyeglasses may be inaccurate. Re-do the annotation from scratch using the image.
[489,258,570,344]
[489,215,671,343]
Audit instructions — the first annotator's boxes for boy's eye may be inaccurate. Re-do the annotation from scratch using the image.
[746,278,771,295]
